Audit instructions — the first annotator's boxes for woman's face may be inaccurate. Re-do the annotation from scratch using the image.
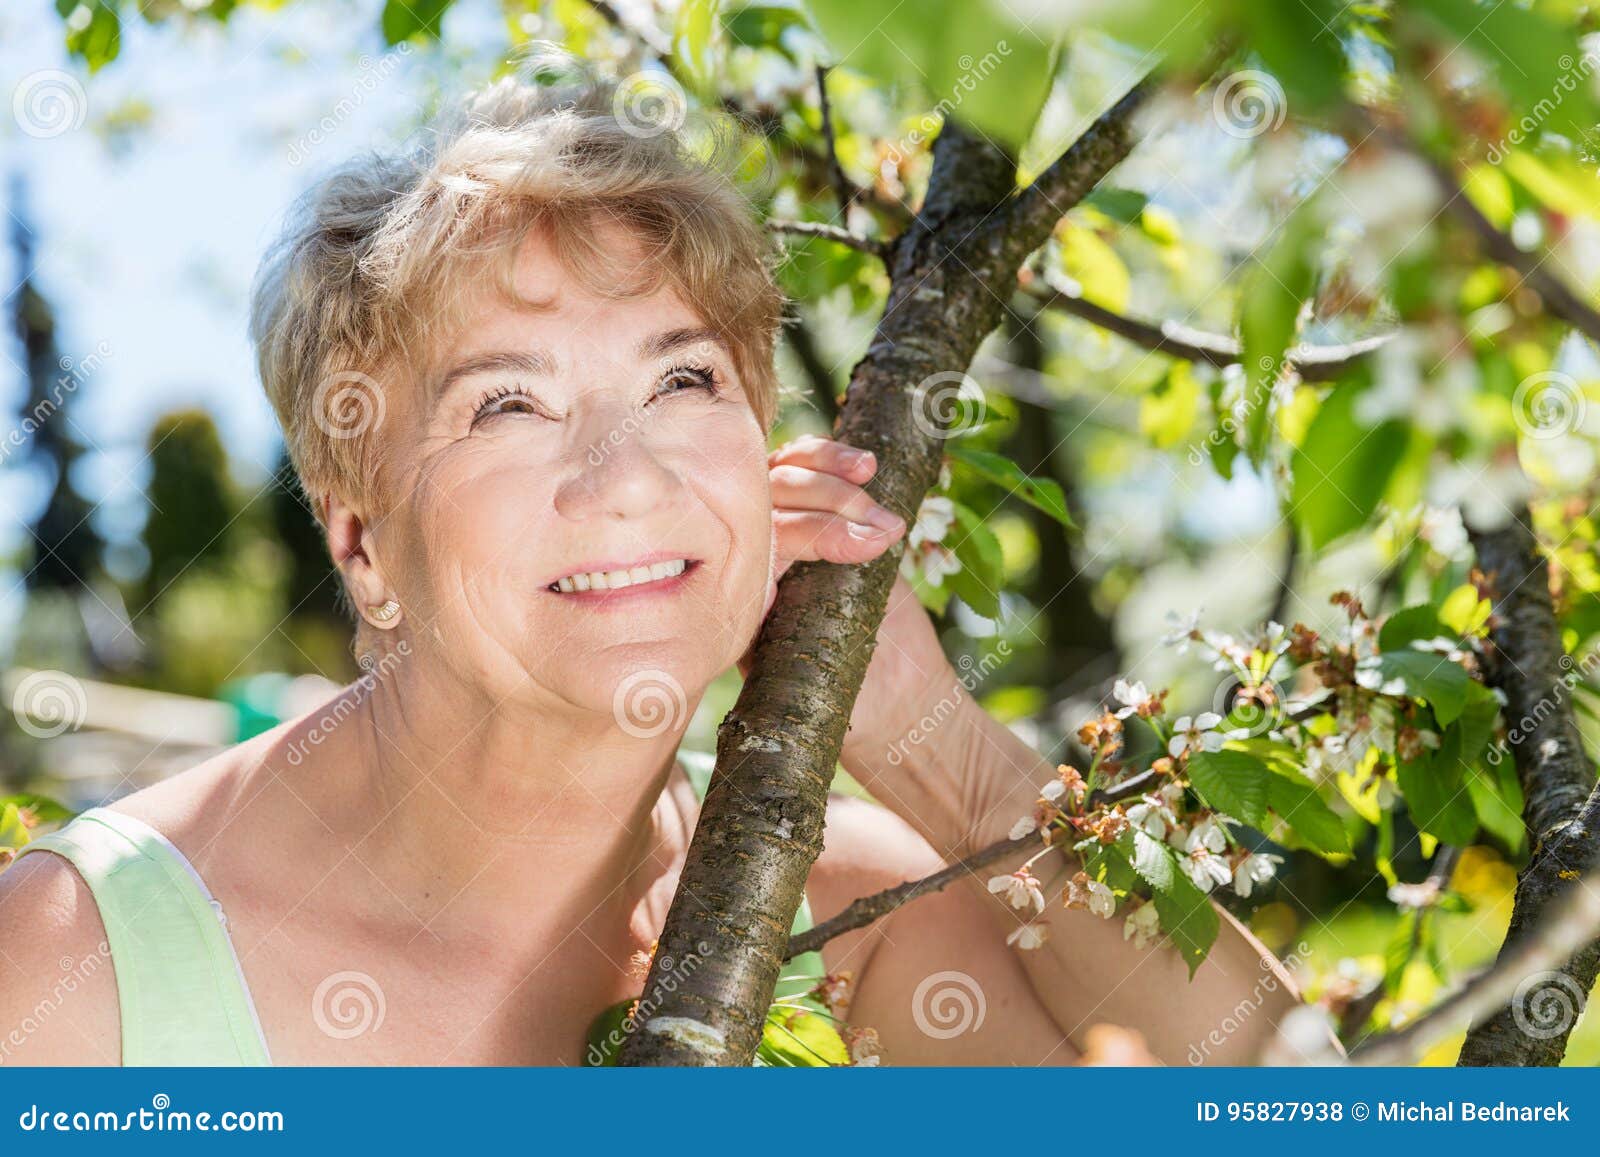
[365,224,773,723]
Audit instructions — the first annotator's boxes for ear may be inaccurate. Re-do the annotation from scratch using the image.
[325,493,400,629]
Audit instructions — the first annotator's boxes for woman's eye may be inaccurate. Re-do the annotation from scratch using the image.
[472,389,544,426]
[655,366,719,399]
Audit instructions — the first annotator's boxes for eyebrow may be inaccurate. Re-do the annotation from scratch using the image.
[434,349,555,396]
[637,326,728,362]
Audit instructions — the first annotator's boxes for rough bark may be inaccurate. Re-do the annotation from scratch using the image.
[618,87,1150,1065]
[1455,508,1600,1066]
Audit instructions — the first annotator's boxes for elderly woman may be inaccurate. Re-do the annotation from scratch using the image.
[0,72,1299,1066]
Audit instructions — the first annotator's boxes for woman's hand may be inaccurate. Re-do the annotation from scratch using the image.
[745,436,959,769]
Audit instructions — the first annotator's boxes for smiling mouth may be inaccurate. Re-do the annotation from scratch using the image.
[548,558,698,594]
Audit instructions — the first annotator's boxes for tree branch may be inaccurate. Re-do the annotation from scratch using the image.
[782,312,841,426]
[815,65,855,215]
[1403,140,1600,347]
[1453,507,1600,1065]
[1350,786,1600,1066]
[784,771,1162,960]
[1024,283,1391,382]
[767,218,887,257]
[620,88,1153,1065]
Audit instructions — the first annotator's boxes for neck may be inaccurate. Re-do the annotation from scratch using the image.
[306,658,700,947]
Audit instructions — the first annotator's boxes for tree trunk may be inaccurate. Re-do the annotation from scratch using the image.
[1456,508,1600,1066]
[618,87,1149,1064]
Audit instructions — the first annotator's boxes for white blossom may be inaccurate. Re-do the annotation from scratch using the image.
[1006,923,1050,950]
[988,869,1045,914]
[1123,902,1162,949]
[1232,852,1283,898]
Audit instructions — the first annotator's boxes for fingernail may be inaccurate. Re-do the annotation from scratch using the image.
[849,448,875,469]
[862,504,903,531]
[848,520,893,540]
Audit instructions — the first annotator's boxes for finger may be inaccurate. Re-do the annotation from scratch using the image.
[769,465,903,532]
[773,509,904,567]
[769,435,877,482]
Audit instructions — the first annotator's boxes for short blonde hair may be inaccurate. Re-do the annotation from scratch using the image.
[250,65,783,515]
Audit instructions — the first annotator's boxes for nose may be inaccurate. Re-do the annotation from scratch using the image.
[554,408,682,523]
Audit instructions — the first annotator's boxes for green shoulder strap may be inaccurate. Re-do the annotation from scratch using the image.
[16,808,271,1066]
[676,747,828,998]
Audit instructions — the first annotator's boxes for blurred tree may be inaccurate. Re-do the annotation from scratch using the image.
[139,408,234,611]
[6,173,103,594]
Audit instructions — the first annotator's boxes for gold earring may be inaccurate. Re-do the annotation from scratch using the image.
[368,598,401,624]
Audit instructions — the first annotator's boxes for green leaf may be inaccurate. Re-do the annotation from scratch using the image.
[944,500,1004,618]
[1289,385,1409,550]
[1126,829,1180,895]
[1237,3,1348,113]
[1395,731,1478,846]
[1140,362,1201,449]
[0,793,72,825]
[1406,0,1600,143]
[1083,187,1149,224]
[1058,221,1130,313]
[1465,760,1525,851]
[582,998,635,1066]
[673,0,723,94]
[948,446,1075,529]
[58,0,120,71]
[1265,772,1350,855]
[758,1006,849,1066]
[807,0,1057,147]
[1370,650,1470,726]
[1378,605,1452,653]
[1455,680,1500,764]
[1186,750,1271,828]
[1238,209,1317,465]
[382,0,454,43]
[1151,871,1220,977]
[723,2,810,57]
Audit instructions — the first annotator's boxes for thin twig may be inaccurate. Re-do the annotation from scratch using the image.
[815,65,856,215]
[768,218,887,257]
[1397,135,1600,346]
[785,771,1162,960]
[1024,283,1390,382]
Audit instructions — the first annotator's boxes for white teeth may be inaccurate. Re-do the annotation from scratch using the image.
[551,558,688,592]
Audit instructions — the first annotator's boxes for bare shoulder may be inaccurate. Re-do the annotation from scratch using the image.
[0,849,120,1065]
[808,795,1075,1065]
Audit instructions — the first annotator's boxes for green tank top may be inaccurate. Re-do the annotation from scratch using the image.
[16,747,825,1066]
